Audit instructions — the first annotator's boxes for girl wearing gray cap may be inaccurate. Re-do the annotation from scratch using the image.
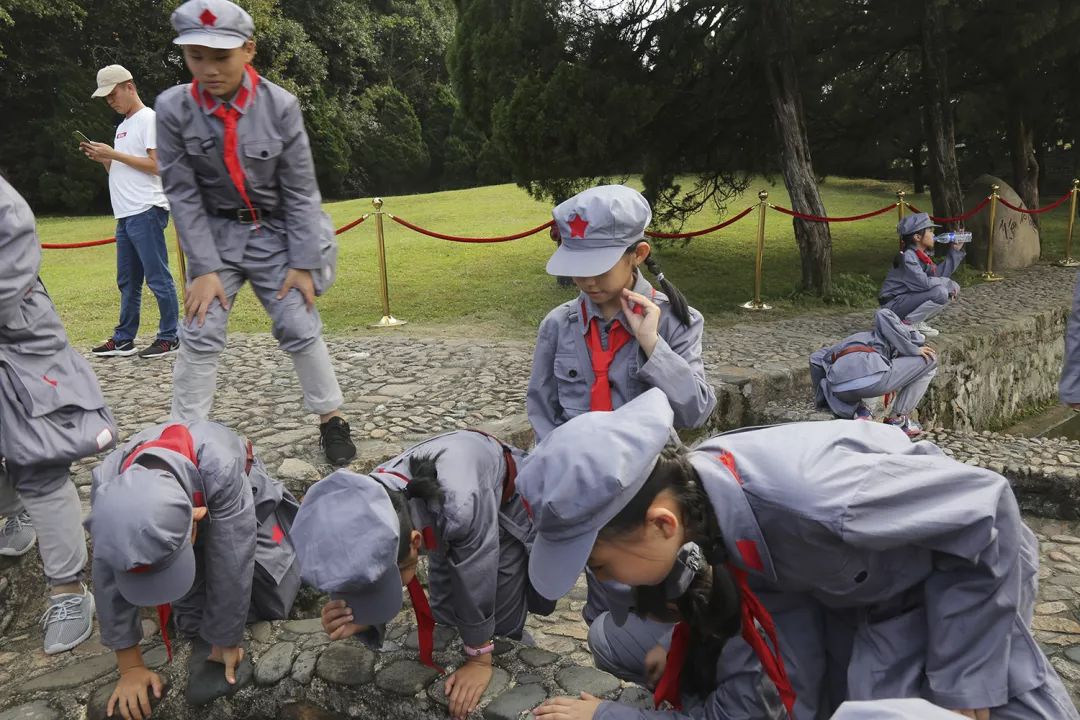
[878,212,966,338]
[520,389,1077,720]
[292,429,549,720]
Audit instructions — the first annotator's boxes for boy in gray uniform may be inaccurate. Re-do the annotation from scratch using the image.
[155,0,355,465]
[0,174,117,654]
[809,308,938,438]
[87,420,300,720]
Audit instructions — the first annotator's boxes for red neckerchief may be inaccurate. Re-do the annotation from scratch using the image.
[915,249,937,275]
[121,424,203,662]
[375,468,444,672]
[653,451,797,717]
[190,65,260,221]
[581,301,633,411]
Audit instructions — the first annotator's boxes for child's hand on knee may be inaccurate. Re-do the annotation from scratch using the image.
[185,272,229,326]
[277,268,315,310]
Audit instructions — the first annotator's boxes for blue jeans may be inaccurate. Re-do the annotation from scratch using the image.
[114,206,179,343]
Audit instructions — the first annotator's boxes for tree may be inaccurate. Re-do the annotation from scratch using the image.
[356,83,431,193]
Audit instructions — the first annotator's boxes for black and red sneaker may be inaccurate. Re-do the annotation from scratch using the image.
[138,339,180,359]
[91,338,137,357]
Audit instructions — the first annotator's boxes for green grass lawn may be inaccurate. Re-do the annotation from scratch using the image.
[35,177,1077,346]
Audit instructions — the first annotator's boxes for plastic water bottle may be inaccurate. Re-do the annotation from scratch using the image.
[934,231,972,245]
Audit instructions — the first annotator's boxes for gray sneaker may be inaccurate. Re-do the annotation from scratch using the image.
[915,321,940,337]
[41,587,95,654]
[0,511,36,556]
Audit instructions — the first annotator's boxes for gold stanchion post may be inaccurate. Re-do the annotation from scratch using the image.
[370,197,407,328]
[982,184,1004,281]
[897,190,906,222]
[740,190,772,310]
[1058,179,1080,268]
[174,230,188,303]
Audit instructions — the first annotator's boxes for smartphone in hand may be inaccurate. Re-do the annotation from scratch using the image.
[73,130,92,145]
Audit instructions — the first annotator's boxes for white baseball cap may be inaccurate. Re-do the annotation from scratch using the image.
[91,65,134,99]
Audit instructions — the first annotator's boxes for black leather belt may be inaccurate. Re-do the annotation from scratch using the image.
[214,207,276,224]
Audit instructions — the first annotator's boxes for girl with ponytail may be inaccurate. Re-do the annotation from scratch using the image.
[526,184,716,445]
[520,389,1077,720]
[292,429,549,720]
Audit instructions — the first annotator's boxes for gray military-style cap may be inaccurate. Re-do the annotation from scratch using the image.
[518,388,675,601]
[171,0,254,49]
[85,465,197,607]
[291,470,406,627]
[547,185,653,278]
[897,212,939,237]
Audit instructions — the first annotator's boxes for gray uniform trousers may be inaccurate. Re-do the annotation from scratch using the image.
[834,355,938,417]
[171,235,343,420]
[883,283,954,324]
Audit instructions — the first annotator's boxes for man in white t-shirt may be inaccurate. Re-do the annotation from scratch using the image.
[81,65,180,360]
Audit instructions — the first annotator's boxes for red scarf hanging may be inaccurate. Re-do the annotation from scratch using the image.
[581,302,633,411]
[190,65,260,221]
[375,467,445,672]
[651,574,796,717]
[121,424,202,662]
[915,249,937,274]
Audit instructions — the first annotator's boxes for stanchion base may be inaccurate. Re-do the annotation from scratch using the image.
[981,272,1005,282]
[1058,258,1080,268]
[739,300,773,311]
[370,315,407,328]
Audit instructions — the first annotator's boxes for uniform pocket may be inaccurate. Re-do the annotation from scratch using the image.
[243,139,283,189]
[183,136,222,179]
[553,354,590,413]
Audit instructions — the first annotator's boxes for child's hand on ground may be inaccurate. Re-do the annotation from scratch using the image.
[278,268,316,310]
[107,666,163,720]
[620,288,661,356]
[444,655,493,719]
[320,599,368,641]
[532,692,603,720]
[185,272,229,326]
[951,710,989,720]
[207,645,245,684]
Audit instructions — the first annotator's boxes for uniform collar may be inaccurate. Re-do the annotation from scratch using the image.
[576,270,655,335]
[689,449,778,583]
[191,64,259,116]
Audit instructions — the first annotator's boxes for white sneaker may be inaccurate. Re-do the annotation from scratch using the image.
[914,321,940,337]
[41,587,95,654]
[0,511,36,556]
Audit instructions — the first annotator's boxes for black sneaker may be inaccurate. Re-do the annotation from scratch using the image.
[319,417,356,466]
[91,338,137,357]
[139,339,180,359]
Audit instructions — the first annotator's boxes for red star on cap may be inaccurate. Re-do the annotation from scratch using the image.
[568,214,589,239]
[199,8,217,26]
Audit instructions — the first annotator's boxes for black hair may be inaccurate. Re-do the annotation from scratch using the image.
[893,231,925,268]
[385,451,445,563]
[599,443,741,696]
[628,241,692,327]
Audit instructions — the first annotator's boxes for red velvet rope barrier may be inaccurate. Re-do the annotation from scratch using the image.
[904,198,992,223]
[334,213,370,235]
[644,205,756,238]
[40,237,116,249]
[389,214,555,243]
[43,214,372,249]
[769,202,896,223]
[997,189,1073,215]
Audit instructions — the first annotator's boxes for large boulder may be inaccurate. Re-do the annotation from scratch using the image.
[963,175,1040,271]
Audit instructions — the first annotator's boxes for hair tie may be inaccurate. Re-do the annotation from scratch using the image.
[655,272,666,283]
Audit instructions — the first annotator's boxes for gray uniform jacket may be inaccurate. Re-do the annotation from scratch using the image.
[91,421,298,650]
[809,309,925,414]
[362,430,535,649]
[696,421,1046,715]
[528,272,715,441]
[1060,271,1080,404]
[598,421,1056,719]
[879,247,963,303]
[155,70,336,288]
[0,176,116,481]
